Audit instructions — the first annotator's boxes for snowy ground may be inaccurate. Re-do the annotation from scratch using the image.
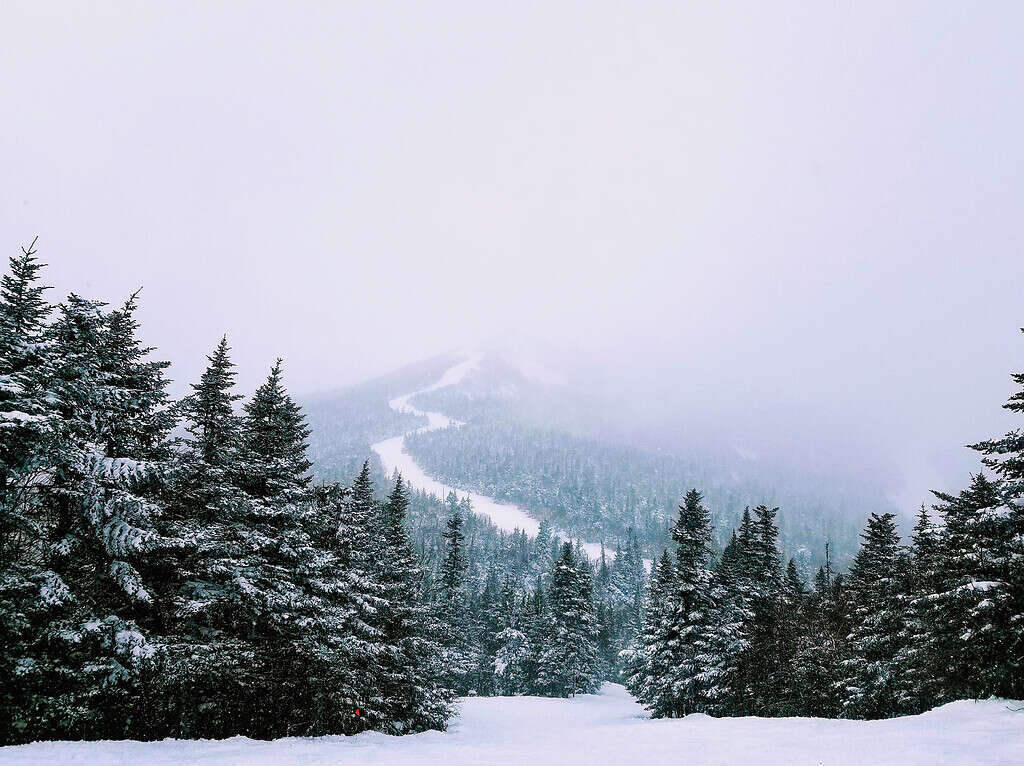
[371,355,608,559]
[3,684,1021,765]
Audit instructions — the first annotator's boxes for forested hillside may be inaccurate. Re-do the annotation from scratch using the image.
[302,354,456,484]
[405,421,864,565]
[405,356,889,565]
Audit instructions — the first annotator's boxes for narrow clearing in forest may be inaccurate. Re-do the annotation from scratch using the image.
[371,355,607,559]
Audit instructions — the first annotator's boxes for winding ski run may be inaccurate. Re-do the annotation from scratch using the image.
[371,356,606,560]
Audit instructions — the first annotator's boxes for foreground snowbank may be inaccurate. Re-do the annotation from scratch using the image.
[3,684,1021,766]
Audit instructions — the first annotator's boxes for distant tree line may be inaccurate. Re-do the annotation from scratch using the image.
[403,418,869,566]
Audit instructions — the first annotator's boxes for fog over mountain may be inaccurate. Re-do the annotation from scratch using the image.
[4,2,1024,512]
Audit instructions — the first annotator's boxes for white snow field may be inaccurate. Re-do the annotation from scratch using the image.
[3,684,1021,766]
[371,355,608,559]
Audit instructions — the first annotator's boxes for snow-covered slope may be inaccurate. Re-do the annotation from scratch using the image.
[371,355,607,559]
[3,684,1020,766]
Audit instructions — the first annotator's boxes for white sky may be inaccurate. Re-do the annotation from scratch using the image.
[2,2,1023,505]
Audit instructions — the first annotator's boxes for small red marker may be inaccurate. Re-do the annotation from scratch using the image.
[355,709,360,716]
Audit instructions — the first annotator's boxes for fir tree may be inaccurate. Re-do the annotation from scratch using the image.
[435,509,480,694]
[970,328,1024,499]
[492,576,529,695]
[841,512,908,719]
[236,359,312,502]
[895,505,943,712]
[624,550,676,713]
[664,489,719,716]
[0,240,57,742]
[376,476,454,731]
[608,529,646,652]
[153,336,250,738]
[929,474,1020,701]
[792,545,847,717]
[30,293,169,739]
[536,542,600,697]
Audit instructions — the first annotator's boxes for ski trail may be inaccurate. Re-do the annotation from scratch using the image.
[370,356,608,560]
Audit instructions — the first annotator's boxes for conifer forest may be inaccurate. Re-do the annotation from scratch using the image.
[1,244,1021,748]
[3,5,1024,764]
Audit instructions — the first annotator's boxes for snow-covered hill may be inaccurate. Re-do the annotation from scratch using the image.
[3,684,1020,766]
[371,354,609,560]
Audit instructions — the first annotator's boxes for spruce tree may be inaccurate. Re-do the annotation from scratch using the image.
[435,509,480,694]
[28,293,170,739]
[493,576,530,695]
[970,328,1024,499]
[0,238,54,536]
[895,505,943,712]
[964,340,1024,699]
[0,240,58,742]
[774,559,808,714]
[536,542,600,697]
[474,565,504,695]
[664,489,719,716]
[279,478,377,737]
[376,476,454,731]
[236,359,312,502]
[841,512,908,719]
[722,505,785,715]
[608,529,646,655]
[704,521,754,716]
[153,335,252,738]
[929,474,1019,701]
[624,550,676,714]
[509,577,544,695]
[792,545,847,718]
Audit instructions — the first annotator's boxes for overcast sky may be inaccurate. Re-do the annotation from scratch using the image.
[2,2,1023,506]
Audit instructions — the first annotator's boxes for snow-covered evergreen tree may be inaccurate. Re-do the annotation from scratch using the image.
[607,529,646,656]
[30,292,171,738]
[928,474,1020,701]
[792,547,847,718]
[235,359,312,502]
[536,542,600,697]
[434,508,480,694]
[493,578,531,695]
[0,239,58,742]
[971,328,1024,499]
[841,512,909,719]
[624,550,676,714]
[963,340,1024,700]
[153,336,253,737]
[663,489,719,716]
[702,522,753,715]
[895,505,944,712]
[376,476,455,730]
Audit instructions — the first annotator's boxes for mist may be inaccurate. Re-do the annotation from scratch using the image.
[3,1,1023,511]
